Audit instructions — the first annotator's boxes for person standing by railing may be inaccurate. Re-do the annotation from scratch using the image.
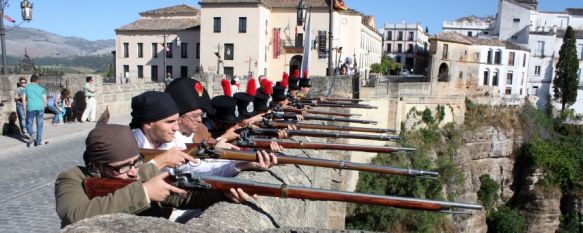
[61,88,73,123]
[14,77,28,135]
[81,76,97,122]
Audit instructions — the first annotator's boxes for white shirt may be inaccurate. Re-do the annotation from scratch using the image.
[132,129,239,177]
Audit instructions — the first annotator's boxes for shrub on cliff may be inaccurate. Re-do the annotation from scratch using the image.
[486,206,525,233]
[477,175,499,213]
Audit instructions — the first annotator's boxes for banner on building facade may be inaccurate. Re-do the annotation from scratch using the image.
[318,31,327,59]
[273,28,281,58]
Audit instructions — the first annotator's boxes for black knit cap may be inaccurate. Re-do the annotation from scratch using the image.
[254,87,271,112]
[129,91,179,129]
[83,124,140,165]
[233,92,256,117]
[209,95,242,124]
[271,86,287,100]
[299,78,311,87]
[164,77,214,115]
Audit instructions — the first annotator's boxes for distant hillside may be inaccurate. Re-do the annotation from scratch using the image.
[4,27,115,57]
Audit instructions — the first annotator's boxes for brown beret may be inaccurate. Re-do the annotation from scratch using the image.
[84,124,140,165]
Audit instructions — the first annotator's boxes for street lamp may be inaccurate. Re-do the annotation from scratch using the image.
[296,0,307,26]
[0,0,32,75]
[327,0,334,76]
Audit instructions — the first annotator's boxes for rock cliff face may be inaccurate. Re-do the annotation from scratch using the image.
[453,126,520,233]
[522,186,562,233]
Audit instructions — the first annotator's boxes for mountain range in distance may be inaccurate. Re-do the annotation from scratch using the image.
[5,27,115,58]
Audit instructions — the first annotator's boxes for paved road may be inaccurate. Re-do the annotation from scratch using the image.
[0,134,86,233]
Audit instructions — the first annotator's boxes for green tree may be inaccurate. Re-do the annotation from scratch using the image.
[487,207,525,233]
[477,175,499,213]
[369,55,401,75]
[552,26,580,113]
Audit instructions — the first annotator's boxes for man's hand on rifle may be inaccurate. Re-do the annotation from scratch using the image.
[142,172,187,202]
[219,124,241,142]
[215,138,241,150]
[152,147,197,169]
[296,113,305,121]
[225,188,257,203]
[269,141,284,152]
[276,129,289,139]
[287,124,298,131]
[234,150,278,171]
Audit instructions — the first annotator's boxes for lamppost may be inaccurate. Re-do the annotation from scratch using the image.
[327,0,334,76]
[0,0,32,75]
[296,0,307,26]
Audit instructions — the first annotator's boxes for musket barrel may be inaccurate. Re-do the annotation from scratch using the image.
[250,128,400,141]
[270,121,396,133]
[214,148,430,177]
[281,108,359,117]
[242,138,415,153]
[177,173,482,211]
[307,103,377,109]
[272,112,376,124]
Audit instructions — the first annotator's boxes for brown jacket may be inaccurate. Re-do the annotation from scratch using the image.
[55,163,225,227]
[192,123,216,144]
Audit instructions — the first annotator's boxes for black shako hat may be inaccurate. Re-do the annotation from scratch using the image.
[164,77,214,115]
[233,93,256,118]
[209,95,242,124]
[129,91,179,129]
[299,78,311,87]
[254,87,271,112]
[271,86,287,100]
[288,76,300,90]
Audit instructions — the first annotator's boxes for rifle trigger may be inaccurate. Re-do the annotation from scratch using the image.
[338,160,346,171]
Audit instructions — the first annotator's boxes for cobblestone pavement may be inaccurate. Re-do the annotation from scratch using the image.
[0,132,91,232]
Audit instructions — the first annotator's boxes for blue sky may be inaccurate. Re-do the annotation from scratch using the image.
[3,0,580,41]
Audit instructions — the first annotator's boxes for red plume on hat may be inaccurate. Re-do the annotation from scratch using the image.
[303,70,309,79]
[194,82,204,97]
[247,78,257,96]
[281,72,289,88]
[221,79,232,96]
[261,79,272,95]
[293,69,300,78]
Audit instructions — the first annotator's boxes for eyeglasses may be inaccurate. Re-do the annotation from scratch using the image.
[20,81,27,84]
[182,112,203,122]
[105,154,144,174]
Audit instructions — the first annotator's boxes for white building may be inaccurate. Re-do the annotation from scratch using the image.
[492,0,583,112]
[442,15,496,38]
[198,0,382,81]
[380,22,429,74]
[115,5,201,83]
[429,32,530,103]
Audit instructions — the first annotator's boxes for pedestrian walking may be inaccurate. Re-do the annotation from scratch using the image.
[22,74,47,146]
[81,76,97,122]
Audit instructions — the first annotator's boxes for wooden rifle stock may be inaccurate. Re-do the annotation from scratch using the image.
[83,177,140,199]
[140,144,435,177]
[267,121,396,134]
[237,138,415,154]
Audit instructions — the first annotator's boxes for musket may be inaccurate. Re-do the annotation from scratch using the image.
[290,99,377,109]
[140,142,434,177]
[262,119,396,134]
[306,102,377,109]
[235,137,415,154]
[279,107,361,117]
[267,111,377,124]
[306,97,364,103]
[298,99,363,104]
[83,171,481,212]
[238,127,401,142]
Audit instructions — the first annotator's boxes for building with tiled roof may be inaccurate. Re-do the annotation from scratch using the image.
[429,32,530,104]
[198,0,382,80]
[114,5,202,82]
[442,15,496,38]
